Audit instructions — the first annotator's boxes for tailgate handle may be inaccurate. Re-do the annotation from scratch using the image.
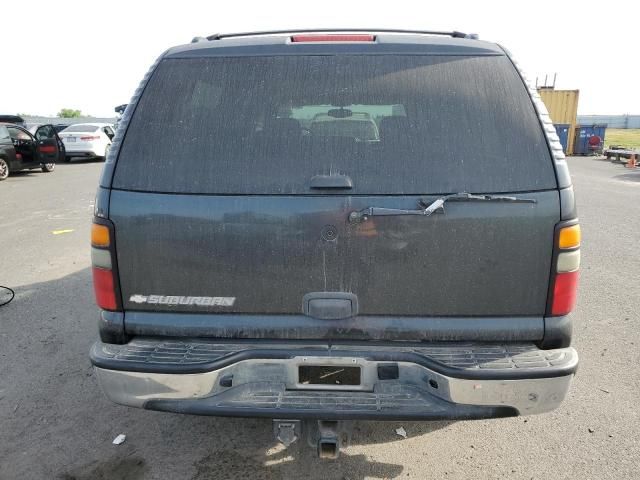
[303,292,358,320]
[309,174,353,189]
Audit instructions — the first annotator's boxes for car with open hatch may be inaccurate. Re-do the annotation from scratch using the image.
[0,123,60,181]
[27,124,67,162]
[89,29,580,458]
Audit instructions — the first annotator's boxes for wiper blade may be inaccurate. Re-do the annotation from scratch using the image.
[418,192,538,214]
[348,192,537,224]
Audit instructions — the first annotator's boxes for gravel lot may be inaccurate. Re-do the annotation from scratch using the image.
[0,157,638,479]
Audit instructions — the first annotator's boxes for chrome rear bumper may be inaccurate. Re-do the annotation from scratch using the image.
[92,339,577,419]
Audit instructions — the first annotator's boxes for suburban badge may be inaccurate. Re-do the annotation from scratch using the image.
[128,294,235,306]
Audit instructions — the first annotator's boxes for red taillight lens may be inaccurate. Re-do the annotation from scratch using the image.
[291,34,375,42]
[38,145,56,154]
[80,135,100,141]
[551,271,579,316]
[92,267,117,310]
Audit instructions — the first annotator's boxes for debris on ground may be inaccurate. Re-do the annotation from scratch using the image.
[395,427,407,439]
[112,434,127,445]
[588,428,595,433]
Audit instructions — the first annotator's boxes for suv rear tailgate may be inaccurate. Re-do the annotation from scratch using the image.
[110,189,558,321]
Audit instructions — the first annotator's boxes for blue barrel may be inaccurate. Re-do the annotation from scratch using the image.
[573,124,607,155]
[554,124,570,153]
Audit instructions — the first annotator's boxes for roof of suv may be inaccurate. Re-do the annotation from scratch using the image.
[165,30,503,58]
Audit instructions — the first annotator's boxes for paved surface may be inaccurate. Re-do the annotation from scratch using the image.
[0,158,638,479]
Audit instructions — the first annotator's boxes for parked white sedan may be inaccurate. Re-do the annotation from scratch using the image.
[58,123,115,161]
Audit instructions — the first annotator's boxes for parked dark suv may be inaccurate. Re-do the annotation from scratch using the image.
[90,30,580,457]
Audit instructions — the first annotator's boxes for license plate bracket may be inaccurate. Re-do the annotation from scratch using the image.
[298,365,361,386]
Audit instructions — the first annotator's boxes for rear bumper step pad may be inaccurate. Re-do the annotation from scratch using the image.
[90,338,578,380]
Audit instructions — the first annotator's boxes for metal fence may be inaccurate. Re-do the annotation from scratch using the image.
[577,115,640,129]
[24,116,117,126]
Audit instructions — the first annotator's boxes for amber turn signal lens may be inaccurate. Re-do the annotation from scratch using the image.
[558,224,580,249]
[91,224,110,247]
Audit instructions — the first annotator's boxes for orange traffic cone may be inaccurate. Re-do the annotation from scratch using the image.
[625,154,637,169]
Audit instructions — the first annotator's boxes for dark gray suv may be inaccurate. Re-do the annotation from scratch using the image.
[89,30,580,457]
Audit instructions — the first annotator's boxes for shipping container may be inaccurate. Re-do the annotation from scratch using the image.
[573,124,607,155]
[538,89,579,153]
[553,124,570,153]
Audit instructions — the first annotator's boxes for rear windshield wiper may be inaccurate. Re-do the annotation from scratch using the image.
[348,192,537,224]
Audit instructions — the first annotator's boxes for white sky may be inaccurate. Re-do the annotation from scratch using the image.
[2,0,637,117]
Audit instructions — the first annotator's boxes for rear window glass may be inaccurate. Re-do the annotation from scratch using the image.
[64,125,99,132]
[113,55,556,194]
[7,127,31,141]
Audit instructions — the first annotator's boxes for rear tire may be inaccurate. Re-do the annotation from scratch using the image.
[0,158,9,180]
[41,163,55,173]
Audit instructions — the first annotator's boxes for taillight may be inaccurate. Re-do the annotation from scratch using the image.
[81,135,100,141]
[291,34,375,42]
[91,221,120,311]
[38,145,56,154]
[548,224,580,316]
[91,223,110,247]
[93,268,117,310]
[551,271,579,315]
[558,224,581,249]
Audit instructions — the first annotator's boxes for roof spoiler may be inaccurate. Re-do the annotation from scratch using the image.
[191,29,479,43]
